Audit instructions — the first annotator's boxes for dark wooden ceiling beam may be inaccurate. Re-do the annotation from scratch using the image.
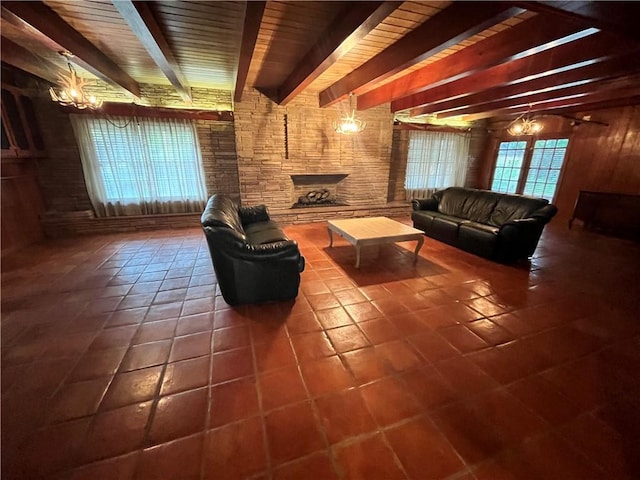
[276,1,401,106]
[412,52,640,117]
[318,2,523,108]
[391,31,637,112]
[234,1,266,103]
[357,13,591,111]
[0,36,65,84]
[113,0,191,102]
[1,1,140,98]
[437,74,640,118]
[513,1,640,40]
[463,84,640,122]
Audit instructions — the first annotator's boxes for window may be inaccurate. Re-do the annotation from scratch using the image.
[491,137,569,202]
[71,115,207,216]
[404,130,470,199]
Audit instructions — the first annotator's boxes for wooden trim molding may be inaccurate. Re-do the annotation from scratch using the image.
[62,103,234,121]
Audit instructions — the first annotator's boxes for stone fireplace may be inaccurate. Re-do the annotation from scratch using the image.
[290,173,348,208]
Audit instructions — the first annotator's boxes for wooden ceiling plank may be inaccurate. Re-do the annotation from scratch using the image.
[113,0,191,102]
[462,84,640,121]
[276,1,401,105]
[0,36,65,84]
[357,13,591,110]
[318,2,523,107]
[413,52,640,117]
[1,1,140,98]
[234,1,266,103]
[436,73,640,118]
[391,31,637,112]
[513,1,640,40]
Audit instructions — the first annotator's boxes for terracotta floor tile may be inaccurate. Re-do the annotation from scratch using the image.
[82,401,153,463]
[315,306,354,328]
[375,340,423,373]
[341,347,390,384]
[300,355,355,397]
[101,365,163,410]
[307,293,341,311]
[212,324,250,352]
[161,355,210,396]
[120,339,171,371]
[385,416,465,479]
[371,297,411,317]
[169,331,212,362]
[291,330,336,362]
[434,355,498,396]
[203,416,267,480]
[466,318,514,346]
[210,347,255,384]
[175,312,213,336]
[133,319,177,344]
[68,452,139,480]
[286,311,323,335]
[89,325,138,350]
[47,376,112,424]
[333,433,406,480]
[254,337,297,372]
[107,307,148,328]
[209,376,259,427]
[259,365,308,411]
[407,330,459,363]
[137,434,203,480]
[264,401,325,465]
[273,451,339,480]
[212,307,249,329]
[145,302,183,322]
[358,318,403,345]
[344,301,384,322]
[400,366,458,411]
[360,376,422,427]
[68,347,127,382]
[386,311,429,336]
[149,387,208,445]
[325,324,370,353]
[334,288,368,306]
[314,388,377,444]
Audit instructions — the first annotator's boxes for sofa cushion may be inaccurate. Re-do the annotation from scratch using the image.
[437,187,469,218]
[201,195,245,233]
[244,221,289,245]
[488,195,548,227]
[459,222,499,258]
[462,190,501,224]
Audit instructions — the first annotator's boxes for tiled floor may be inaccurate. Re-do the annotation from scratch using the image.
[2,219,639,479]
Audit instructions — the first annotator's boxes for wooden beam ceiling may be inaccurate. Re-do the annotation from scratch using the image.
[112,0,191,102]
[391,30,637,113]
[1,1,140,98]
[356,13,592,111]
[513,1,640,40]
[411,52,640,118]
[234,1,266,103]
[463,84,640,121]
[275,1,401,106]
[0,36,65,85]
[437,74,640,119]
[318,2,524,108]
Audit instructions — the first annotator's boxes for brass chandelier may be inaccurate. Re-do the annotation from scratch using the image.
[333,93,366,135]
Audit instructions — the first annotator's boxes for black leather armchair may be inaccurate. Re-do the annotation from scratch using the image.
[411,187,557,262]
[201,194,305,305]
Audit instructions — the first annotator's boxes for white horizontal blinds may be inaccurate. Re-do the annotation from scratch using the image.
[71,115,207,216]
[523,138,569,202]
[404,130,471,199]
[491,141,526,194]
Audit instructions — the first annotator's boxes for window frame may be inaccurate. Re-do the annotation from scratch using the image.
[489,134,571,203]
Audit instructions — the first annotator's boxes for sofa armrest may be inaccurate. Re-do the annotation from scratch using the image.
[239,204,270,225]
[411,198,438,211]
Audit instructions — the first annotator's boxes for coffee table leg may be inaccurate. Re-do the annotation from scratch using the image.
[328,228,334,247]
[355,244,361,268]
[414,236,424,263]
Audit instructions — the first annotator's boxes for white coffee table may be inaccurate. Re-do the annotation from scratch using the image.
[327,217,425,268]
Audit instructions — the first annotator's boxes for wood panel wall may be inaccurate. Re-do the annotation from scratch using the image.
[479,105,640,220]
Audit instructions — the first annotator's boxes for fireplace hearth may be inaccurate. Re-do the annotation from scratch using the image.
[292,189,348,208]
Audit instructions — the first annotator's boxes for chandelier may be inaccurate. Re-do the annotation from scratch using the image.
[333,93,366,135]
[507,107,542,136]
[49,52,103,110]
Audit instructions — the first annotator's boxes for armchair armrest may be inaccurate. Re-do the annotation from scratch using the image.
[411,198,438,211]
[239,204,270,225]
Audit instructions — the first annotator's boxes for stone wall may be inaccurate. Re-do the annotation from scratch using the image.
[233,89,395,210]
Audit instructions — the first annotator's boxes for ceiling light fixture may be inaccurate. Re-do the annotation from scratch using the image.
[507,105,542,136]
[333,93,365,135]
[49,51,103,110]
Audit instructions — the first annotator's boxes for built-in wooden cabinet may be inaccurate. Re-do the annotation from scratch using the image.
[1,85,45,158]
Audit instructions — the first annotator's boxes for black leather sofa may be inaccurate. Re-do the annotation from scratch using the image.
[201,194,305,305]
[411,187,557,262]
